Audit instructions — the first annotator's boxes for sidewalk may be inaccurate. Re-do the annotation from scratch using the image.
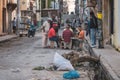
[0,34,18,43]
[92,44,120,80]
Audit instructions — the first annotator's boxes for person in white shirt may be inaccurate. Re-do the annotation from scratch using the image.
[41,18,51,48]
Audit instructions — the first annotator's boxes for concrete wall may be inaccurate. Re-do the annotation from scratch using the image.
[0,0,3,34]
[103,0,109,38]
[0,0,17,34]
[113,0,120,50]
[102,0,111,44]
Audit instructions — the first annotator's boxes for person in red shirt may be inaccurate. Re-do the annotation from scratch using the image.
[48,25,59,48]
[62,25,73,49]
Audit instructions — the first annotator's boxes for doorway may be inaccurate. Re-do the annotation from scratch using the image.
[108,0,114,44]
[109,0,114,34]
[2,8,6,33]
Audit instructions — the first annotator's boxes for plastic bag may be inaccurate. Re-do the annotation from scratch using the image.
[63,70,80,79]
[53,52,74,71]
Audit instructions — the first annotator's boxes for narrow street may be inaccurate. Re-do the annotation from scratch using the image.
[0,0,120,80]
[0,32,90,80]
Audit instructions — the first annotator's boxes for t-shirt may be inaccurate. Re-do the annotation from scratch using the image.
[42,21,50,33]
[48,28,56,38]
[78,30,84,40]
[13,20,16,26]
[63,29,73,42]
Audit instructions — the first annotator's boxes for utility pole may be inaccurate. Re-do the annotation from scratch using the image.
[17,0,20,35]
[97,0,104,48]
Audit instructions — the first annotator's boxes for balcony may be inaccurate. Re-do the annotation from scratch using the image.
[7,0,17,12]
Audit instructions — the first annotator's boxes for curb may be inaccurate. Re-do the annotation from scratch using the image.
[100,56,120,80]
[92,48,120,80]
[86,39,120,80]
[0,35,18,43]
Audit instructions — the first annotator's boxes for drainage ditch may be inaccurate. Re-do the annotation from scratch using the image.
[85,40,113,80]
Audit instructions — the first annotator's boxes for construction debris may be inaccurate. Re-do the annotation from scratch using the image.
[33,66,45,71]
[62,51,100,67]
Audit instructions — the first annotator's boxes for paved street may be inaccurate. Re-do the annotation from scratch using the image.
[0,33,90,80]
[1,0,120,80]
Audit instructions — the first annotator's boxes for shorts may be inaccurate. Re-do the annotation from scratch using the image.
[49,36,58,41]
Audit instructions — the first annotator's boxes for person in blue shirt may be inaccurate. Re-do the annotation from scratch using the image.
[13,17,16,33]
[28,23,36,37]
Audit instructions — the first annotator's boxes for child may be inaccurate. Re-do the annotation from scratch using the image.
[77,26,85,51]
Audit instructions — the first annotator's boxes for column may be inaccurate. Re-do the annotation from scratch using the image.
[116,0,120,49]
[114,0,120,49]
[46,0,48,9]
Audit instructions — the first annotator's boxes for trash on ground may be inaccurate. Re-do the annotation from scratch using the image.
[33,66,45,71]
[63,70,80,79]
[62,51,100,67]
[53,52,74,71]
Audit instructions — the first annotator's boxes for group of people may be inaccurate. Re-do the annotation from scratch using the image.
[41,17,85,50]
[12,11,98,49]
[41,17,60,48]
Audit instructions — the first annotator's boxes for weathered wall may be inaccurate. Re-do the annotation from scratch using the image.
[102,0,110,41]
[102,0,111,44]
[0,0,3,34]
[113,0,120,50]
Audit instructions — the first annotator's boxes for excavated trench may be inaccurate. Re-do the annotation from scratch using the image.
[0,34,113,80]
[84,39,111,80]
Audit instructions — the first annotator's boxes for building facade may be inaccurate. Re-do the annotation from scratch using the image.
[63,0,68,14]
[86,0,120,50]
[100,0,120,50]
[113,0,120,51]
[0,0,17,34]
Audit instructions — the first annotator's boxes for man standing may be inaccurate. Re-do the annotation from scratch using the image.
[41,18,51,48]
[90,12,98,48]
[13,17,16,33]
[62,25,73,49]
